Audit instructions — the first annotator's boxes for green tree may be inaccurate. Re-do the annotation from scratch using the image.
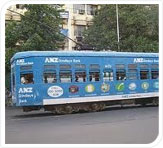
[83,4,158,52]
[15,4,64,51]
[5,21,20,75]
[5,4,65,69]
[5,21,20,48]
[5,4,65,88]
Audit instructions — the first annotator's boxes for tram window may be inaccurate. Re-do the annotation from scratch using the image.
[116,70,126,81]
[89,71,100,82]
[60,64,71,69]
[20,65,32,71]
[151,70,159,79]
[20,73,34,84]
[128,64,137,69]
[44,65,56,69]
[140,64,148,69]
[43,72,57,83]
[75,71,86,82]
[60,71,72,83]
[128,69,137,80]
[116,64,125,69]
[75,64,86,69]
[140,70,149,80]
[103,70,113,81]
[90,64,100,69]
[151,64,158,69]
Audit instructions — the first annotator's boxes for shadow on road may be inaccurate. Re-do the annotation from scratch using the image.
[11,104,158,119]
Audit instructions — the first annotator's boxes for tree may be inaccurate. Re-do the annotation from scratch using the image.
[5,21,20,48]
[12,4,64,51]
[83,5,158,52]
[5,4,65,88]
[5,4,65,69]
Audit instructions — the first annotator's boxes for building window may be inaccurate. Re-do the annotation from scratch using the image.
[73,4,85,14]
[16,4,20,9]
[87,5,97,15]
[103,69,113,81]
[43,72,57,83]
[60,71,72,83]
[75,71,86,82]
[140,70,149,80]
[74,25,85,37]
[151,70,159,79]
[20,73,34,84]
[16,4,24,9]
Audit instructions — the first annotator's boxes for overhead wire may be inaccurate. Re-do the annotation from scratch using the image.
[7,8,83,49]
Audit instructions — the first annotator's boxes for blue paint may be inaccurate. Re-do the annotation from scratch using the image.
[10,51,159,107]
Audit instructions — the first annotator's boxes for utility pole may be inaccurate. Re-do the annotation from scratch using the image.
[116,4,120,51]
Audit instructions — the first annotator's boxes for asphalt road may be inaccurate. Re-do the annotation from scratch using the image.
[5,105,158,144]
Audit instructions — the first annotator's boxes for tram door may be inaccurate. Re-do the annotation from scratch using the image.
[11,67,16,105]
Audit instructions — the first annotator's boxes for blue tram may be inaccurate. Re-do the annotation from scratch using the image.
[11,51,159,113]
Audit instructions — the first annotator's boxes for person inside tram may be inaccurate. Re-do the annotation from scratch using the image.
[21,74,33,84]
[75,75,80,82]
[21,76,27,84]
[44,75,48,83]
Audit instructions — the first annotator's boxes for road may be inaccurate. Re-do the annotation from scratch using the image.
[5,105,158,144]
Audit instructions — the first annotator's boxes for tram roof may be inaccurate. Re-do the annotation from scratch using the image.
[11,51,158,62]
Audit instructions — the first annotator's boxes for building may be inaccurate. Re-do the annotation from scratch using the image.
[61,4,99,50]
[5,4,26,21]
[5,4,100,50]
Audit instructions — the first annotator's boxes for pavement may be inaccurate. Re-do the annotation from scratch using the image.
[5,105,158,144]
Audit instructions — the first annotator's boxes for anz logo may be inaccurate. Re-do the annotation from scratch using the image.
[18,87,33,93]
[45,57,59,63]
[133,58,144,63]
[16,59,24,65]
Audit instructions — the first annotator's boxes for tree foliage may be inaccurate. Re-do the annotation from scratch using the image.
[83,5,158,52]
[5,4,65,74]
[6,4,65,51]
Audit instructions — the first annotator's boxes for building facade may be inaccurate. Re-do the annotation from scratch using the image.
[5,4,99,50]
[5,4,26,21]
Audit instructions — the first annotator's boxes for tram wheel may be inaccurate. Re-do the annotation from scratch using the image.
[55,106,65,114]
[65,105,73,114]
[73,106,80,113]
[152,98,159,106]
[141,102,147,107]
[99,103,106,111]
[91,103,101,112]
[83,104,90,112]
[51,109,57,114]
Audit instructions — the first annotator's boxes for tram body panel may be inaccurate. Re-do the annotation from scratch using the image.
[10,51,159,107]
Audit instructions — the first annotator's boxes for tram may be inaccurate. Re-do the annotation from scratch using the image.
[11,51,159,113]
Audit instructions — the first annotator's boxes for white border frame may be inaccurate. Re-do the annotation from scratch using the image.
[0,0,162,147]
